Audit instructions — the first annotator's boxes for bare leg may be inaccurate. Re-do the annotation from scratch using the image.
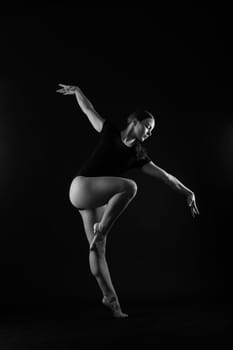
[89,236,116,298]
[90,186,137,250]
[70,176,138,317]
[90,242,128,318]
[79,207,128,318]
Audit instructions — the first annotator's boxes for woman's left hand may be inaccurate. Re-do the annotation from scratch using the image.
[186,192,200,218]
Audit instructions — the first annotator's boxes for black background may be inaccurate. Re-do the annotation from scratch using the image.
[0,4,232,310]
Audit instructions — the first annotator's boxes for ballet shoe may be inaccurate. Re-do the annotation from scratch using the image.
[90,223,104,251]
[102,296,128,318]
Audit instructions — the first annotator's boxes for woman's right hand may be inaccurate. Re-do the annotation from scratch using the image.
[186,191,200,218]
[56,84,79,95]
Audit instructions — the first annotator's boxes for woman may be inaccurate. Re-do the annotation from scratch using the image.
[56,84,199,318]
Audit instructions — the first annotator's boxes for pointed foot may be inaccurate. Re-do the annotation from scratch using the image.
[90,223,105,251]
[102,296,128,318]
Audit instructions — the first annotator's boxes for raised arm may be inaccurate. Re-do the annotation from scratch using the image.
[141,161,199,218]
[56,84,105,132]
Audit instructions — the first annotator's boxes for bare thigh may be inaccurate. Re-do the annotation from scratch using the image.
[69,176,137,210]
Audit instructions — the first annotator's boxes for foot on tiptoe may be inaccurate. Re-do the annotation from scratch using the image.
[90,222,105,251]
[102,295,128,318]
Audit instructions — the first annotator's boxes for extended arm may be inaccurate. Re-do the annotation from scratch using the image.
[56,84,105,132]
[141,161,199,217]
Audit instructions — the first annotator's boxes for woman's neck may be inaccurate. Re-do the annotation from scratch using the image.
[120,127,136,147]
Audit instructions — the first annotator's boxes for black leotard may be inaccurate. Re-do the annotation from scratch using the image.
[77,119,151,177]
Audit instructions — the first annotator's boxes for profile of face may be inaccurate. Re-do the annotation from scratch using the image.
[133,117,155,142]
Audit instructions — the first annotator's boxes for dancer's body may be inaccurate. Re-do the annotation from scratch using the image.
[56,84,199,318]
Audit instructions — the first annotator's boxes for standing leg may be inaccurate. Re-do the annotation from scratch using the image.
[79,207,128,318]
[70,176,138,317]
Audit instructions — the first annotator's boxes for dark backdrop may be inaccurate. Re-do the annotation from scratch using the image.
[0,5,232,307]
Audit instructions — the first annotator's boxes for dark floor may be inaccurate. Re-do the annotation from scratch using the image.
[0,295,232,349]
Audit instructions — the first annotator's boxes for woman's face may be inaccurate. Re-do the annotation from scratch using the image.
[134,118,155,142]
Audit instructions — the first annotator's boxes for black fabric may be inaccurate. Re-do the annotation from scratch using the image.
[77,119,151,177]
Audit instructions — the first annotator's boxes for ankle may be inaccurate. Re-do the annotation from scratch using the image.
[103,294,117,303]
[94,222,102,234]
[98,222,104,234]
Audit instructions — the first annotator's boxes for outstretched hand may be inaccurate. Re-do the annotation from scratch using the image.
[186,192,200,218]
[56,84,79,95]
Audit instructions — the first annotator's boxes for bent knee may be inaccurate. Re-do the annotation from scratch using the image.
[124,180,137,198]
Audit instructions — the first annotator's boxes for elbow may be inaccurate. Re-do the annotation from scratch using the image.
[163,172,172,184]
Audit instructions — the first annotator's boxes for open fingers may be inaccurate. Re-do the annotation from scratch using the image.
[58,84,77,90]
[56,89,69,94]
[191,207,196,218]
[57,84,77,93]
[58,83,69,88]
[56,87,76,95]
[193,201,200,215]
[191,203,199,218]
